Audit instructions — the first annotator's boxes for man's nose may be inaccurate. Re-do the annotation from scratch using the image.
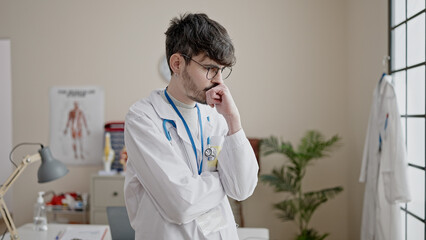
[211,71,224,84]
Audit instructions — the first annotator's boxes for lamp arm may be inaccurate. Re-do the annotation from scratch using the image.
[0,153,41,240]
[0,153,41,195]
[0,197,18,240]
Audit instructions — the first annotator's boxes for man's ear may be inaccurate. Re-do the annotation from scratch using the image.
[169,53,183,75]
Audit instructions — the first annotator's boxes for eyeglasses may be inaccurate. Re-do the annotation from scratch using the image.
[181,54,232,80]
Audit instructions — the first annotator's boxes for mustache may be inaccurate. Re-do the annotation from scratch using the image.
[204,83,219,92]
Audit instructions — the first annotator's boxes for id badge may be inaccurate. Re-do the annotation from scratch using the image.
[196,207,227,236]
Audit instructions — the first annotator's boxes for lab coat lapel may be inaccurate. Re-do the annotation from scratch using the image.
[376,77,392,147]
[149,90,216,159]
[149,90,195,146]
[193,106,213,174]
[200,105,213,145]
[175,103,213,154]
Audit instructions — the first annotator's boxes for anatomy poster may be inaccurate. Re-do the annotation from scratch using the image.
[49,86,104,165]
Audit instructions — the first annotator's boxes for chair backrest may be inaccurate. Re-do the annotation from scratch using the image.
[106,206,135,240]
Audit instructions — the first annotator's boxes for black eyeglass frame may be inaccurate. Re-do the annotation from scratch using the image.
[180,54,232,80]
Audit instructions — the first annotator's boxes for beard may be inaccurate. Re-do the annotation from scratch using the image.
[182,68,217,104]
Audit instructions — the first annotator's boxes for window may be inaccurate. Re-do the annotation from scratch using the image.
[390,0,426,239]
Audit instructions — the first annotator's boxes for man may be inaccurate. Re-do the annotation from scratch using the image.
[63,101,90,159]
[124,13,259,239]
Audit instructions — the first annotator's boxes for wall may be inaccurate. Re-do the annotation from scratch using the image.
[346,0,389,239]
[0,0,389,239]
[0,39,13,235]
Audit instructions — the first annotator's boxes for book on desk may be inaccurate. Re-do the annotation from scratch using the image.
[4,224,111,240]
[59,225,108,240]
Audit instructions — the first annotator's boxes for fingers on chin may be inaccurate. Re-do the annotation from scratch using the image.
[207,99,221,105]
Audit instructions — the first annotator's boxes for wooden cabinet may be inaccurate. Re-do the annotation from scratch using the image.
[90,174,125,224]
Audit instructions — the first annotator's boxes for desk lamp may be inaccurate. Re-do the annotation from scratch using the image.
[0,145,69,240]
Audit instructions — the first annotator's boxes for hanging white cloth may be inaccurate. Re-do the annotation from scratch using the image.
[359,75,411,240]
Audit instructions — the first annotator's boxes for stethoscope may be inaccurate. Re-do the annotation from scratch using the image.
[163,89,216,175]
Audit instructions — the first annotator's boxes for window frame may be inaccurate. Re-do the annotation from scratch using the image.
[389,0,426,239]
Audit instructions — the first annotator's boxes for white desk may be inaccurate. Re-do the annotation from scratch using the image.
[6,224,267,240]
[237,227,269,240]
[4,223,111,240]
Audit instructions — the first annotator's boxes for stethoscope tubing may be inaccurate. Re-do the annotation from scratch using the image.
[164,88,204,175]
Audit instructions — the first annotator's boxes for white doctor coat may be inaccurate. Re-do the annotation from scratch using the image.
[359,75,411,240]
[124,90,259,240]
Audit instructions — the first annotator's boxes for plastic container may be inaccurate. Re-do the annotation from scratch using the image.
[33,191,48,231]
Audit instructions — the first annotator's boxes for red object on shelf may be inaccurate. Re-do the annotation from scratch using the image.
[46,192,80,206]
[104,122,125,132]
[68,192,78,199]
[47,194,65,206]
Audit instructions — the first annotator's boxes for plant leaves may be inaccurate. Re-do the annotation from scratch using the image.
[295,228,330,240]
[260,166,298,194]
[297,131,341,164]
[299,187,344,225]
[304,186,344,200]
[260,130,343,238]
[273,198,297,221]
[260,136,297,162]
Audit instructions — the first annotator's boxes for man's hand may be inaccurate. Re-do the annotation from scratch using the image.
[206,84,242,135]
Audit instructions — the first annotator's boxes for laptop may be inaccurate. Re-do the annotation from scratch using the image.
[106,206,135,240]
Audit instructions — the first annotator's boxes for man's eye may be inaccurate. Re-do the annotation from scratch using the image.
[210,67,220,73]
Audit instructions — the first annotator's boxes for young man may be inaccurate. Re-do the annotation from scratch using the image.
[124,13,259,239]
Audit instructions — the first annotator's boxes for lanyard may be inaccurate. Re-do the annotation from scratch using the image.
[164,89,204,175]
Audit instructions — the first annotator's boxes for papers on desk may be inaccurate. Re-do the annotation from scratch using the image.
[59,225,108,240]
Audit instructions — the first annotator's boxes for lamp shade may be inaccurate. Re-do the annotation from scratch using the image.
[37,147,69,183]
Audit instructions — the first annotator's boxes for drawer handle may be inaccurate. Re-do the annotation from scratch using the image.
[113,191,118,197]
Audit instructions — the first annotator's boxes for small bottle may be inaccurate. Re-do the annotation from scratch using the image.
[33,191,48,231]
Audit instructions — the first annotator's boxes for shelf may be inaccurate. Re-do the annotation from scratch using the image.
[46,206,89,224]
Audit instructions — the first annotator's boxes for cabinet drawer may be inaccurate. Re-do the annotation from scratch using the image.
[93,178,125,207]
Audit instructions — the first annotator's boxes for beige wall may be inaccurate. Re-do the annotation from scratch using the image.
[0,0,389,239]
[346,0,389,239]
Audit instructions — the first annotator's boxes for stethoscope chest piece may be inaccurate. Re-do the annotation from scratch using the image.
[204,147,216,160]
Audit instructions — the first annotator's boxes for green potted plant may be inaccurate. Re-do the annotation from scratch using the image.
[260,130,343,240]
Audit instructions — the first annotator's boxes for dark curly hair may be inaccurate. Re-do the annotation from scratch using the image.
[165,13,236,73]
